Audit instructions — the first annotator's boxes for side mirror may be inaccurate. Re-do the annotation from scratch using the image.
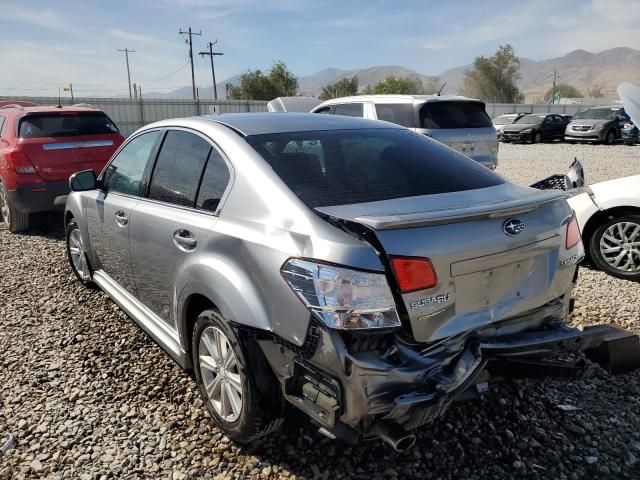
[69,170,97,192]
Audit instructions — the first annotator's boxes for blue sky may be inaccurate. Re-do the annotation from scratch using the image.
[0,0,638,96]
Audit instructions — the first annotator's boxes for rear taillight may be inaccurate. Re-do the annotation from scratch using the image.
[565,214,581,249]
[6,149,36,174]
[389,256,437,293]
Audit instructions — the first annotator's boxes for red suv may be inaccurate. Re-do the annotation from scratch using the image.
[0,105,124,232]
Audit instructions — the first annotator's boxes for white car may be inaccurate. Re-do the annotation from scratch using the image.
[568,176,640,281]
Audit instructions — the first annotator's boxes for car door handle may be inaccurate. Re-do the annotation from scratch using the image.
[173,229,197,250]
[114,210,128,227]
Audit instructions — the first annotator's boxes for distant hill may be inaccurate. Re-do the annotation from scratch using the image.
[145,47,640,102]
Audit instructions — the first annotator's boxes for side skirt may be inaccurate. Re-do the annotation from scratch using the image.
[93,270,191,369]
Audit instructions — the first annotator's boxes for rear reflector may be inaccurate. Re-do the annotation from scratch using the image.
[389,256,437,293]
[566,214,581,249]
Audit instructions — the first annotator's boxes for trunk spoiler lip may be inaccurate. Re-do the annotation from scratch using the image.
[316,189,568,230]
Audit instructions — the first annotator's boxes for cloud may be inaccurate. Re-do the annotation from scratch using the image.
[108,29,158,44]
[3,5,71,32]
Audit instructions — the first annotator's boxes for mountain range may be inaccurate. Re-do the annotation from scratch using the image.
[146,47,640,102]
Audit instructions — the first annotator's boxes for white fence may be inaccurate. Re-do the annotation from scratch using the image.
[0,96,269,137]
[2,97,595,138]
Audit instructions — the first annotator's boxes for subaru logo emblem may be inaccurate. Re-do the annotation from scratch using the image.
[503,218,526,236]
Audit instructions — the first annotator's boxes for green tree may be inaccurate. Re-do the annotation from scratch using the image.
[544,83,583,102]
[460,44,524,103]
[362,75,426,95]
[319,76,359,100]
[227,61,298,100]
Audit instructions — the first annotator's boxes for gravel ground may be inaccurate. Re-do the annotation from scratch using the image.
[1,144,639,479]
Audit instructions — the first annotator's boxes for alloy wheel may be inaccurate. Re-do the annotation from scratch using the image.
[68,228,91,280]
[199,326,243,422]
[599,221,640,273]
[0,187,9,226]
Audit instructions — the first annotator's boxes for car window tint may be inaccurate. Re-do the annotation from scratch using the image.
[103,131,160,196]
[18,112,119,138]
[375,104,416,128]
[314,107,332,114]
[333,103,363,117]
[148,130,211,207]
[420,101,492,129]
[196,148,231,212]
[246,128,503,208]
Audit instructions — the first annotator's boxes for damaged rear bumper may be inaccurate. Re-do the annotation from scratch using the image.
[259,319,640,448]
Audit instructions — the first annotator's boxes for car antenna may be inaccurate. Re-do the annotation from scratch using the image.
[437,82,446,96]
[57,87,62,108]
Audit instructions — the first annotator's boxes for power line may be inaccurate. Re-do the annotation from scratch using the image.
[199,40,224,100]
[145,61,190,83]
[179,27,202,100]
[117,48,135,99]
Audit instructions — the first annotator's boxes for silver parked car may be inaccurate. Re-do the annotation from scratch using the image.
[310,95,499,169]
[64,113,635,450]
[565,106,631,144]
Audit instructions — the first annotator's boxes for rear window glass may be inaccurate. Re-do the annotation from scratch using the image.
[420,101,492,129]
[18,112,119,138]
[246,128,503,208]
[333,103,363,117]
[375,104,416,127]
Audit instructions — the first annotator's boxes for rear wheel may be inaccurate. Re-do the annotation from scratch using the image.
[65,218,94,286]
[589,214,640,281]
[533,131,542,143]
[0,182,29,233]
[192,309,283,443]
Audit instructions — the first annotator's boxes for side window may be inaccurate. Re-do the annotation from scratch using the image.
[103,130,160,196]
[333,103,363,117]
[313,106,332,114]
[0,116,5,137]
[196,148,231,213]
[148,130,211,207]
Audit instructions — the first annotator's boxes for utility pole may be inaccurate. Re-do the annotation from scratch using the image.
[69,83,74,103]
[117,48,135,99]
[179,27,202,100]
[551,69,559,105]
[198,40,224,100]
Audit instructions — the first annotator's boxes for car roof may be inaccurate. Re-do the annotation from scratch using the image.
[197,112,404,136]
[0,105,104,115]
[315,94,480,106]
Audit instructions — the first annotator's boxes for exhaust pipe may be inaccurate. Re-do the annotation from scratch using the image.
[369,421,416,452]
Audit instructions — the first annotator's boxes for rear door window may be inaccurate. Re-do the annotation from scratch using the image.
[18,112,119,138]
[333,103,363,117]
[103,131,161,196]
[374,104,416,127]
[314,106,332,114]
[148,130,211,207]
[196,148,231,213]
[419,101,492,129]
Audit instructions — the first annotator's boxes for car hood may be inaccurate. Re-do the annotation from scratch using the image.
[618,82,640,128]
[568,119,608,128]
[503,123,539,132]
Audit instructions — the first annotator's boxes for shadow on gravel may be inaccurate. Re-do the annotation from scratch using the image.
[20,211,65,241]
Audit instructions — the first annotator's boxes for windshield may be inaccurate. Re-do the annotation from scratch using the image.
[246,128,504,208]
[419,101,492,129]
[514,114,546,125]
[492,115,517,125]
[572,108,619,120]
[19,112,119,138]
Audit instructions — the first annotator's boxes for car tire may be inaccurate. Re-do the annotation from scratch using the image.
[589,214,640,281]
[604,130,615,145]
[65,218,95,286]
[192,309,284,443]
[533,131,542,143]
[0,182,29,233]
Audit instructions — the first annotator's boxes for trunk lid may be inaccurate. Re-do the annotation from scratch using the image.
[317,183,576,342]
[16,111,123,181]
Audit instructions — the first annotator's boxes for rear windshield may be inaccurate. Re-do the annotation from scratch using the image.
[246,128,504,208]
[375,104,416,128]
[419,101,492,129]
[18,112,119,138]
[572,108,618,120]
[492,115,517,125]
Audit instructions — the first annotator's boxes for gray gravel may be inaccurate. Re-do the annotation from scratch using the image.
[1,144,640,479]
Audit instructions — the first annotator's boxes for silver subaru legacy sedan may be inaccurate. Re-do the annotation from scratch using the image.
[64,113,633,451]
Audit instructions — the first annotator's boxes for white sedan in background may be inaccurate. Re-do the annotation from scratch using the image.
[569,175,640,281]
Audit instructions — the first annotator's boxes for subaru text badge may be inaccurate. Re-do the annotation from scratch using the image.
[503,218,526,236]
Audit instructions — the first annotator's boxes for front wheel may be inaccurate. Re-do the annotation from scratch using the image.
[192,310,283,443]
[66,218,95,286]
[604,130,616,145]
[532,131,542,143]
[0,183,29,233]
[589,214,640,281]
